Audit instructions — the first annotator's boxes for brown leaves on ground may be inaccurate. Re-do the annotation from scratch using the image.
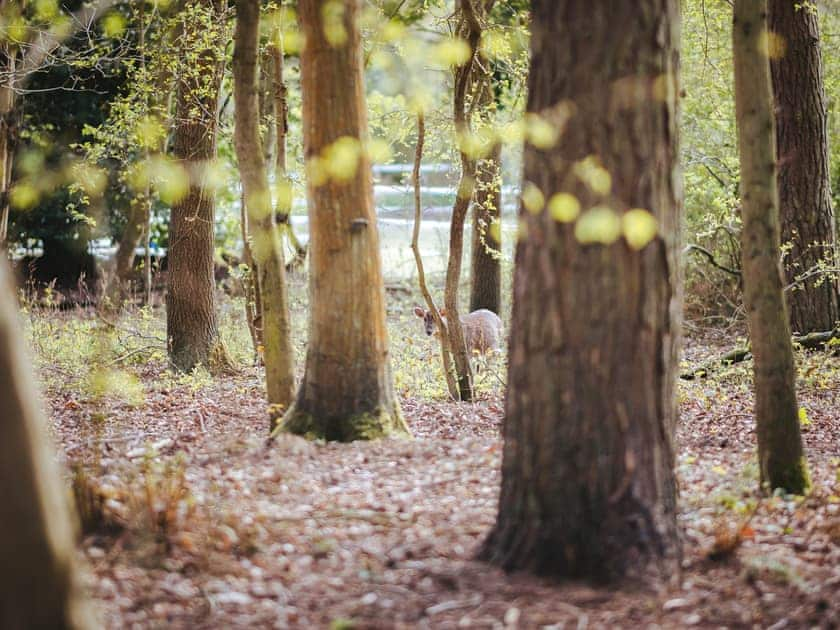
[49,338,840,629]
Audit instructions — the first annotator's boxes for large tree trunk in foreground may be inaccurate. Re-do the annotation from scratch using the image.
[278,0,409,441]
[234,0,295,424]
[166,0,226,372]
[469,142,502,314]
[481,0,682,581]
[733,0,809,493]
[769,0,838,334]
[0,259,94,629]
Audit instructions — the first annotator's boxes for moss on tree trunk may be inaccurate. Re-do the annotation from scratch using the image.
[166,0,226,372]
[233,0,295,423]
[733,0,809,494]
[277,0,409,442]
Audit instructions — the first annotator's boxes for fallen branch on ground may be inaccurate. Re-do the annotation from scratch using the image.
[681,328,840,380]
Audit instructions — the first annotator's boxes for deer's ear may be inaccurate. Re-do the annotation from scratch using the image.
[414,306,425,318]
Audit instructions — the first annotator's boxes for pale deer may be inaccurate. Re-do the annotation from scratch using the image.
[413,306,503,356]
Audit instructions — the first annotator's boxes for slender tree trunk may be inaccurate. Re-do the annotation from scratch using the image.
[481,0,682,581]
[0,41,16,247]
[166,0,226,372]
[410,114,460,400]
[240,189,262,359]
[268,37,307,269]
[733,0,809,493]
[769,0,838,333]
[444,0,495,402]
[106,1,168,307]
[234,0,295,423]
[0,259,95,629]
[106,195,146,304]
[278,0,410,441]
[469,142,502,313]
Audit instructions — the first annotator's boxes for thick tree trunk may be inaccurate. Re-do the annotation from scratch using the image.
[733,0,809,493]
[278,0,409,441]
[166,0,226,372]
[469,142,502,314]
[234,0,295,423]
[480,0,682,581]
[769,0,838,333]
[0,259,95,629]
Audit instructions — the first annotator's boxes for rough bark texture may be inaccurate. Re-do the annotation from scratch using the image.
[279,0,409,441]
[480,0,682,581]
[0,259,95,629]
[233,0,295,423]
[769,0,838,333]
[469,142,502,314]
[733,0,809,493]
[166,0,226,372]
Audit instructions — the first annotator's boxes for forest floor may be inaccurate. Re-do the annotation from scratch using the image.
[31,295,840,629]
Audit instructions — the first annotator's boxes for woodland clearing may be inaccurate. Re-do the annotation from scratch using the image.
[34,293,840,629]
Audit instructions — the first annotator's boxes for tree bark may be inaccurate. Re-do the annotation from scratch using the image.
[733,0,809,493]
[0,259,95,629]
[769,0,838,333]
[105,1,158,307]
[234,0,296,423]
[0,39,16,247]
[480,0,682,581]
[278,0,409,441]
[106,194,147,305]
[166,0,226,372]
[444,0,494,402]
[268,37,308,270]
[469,142,502,314]
[410,114,460,400]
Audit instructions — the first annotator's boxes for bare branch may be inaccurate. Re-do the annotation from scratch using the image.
[16,0,122,89]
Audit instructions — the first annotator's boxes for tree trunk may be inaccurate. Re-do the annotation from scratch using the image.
[769,0,838,333]
[0,41,16,247]
[480,0,682,581]
[105,2,155,307]
[268,38,307,270]
[166,0,226,372]
[410,114,460,400]
[443,0,494,402]
[233,0,296,423]
[733,0,809,493]
[106,194,147,305]
[0,259,95,629]
[278,0,410,441]
[469,142,502,314]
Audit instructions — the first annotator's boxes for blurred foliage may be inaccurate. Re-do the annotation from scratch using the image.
[2,0,838,320]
